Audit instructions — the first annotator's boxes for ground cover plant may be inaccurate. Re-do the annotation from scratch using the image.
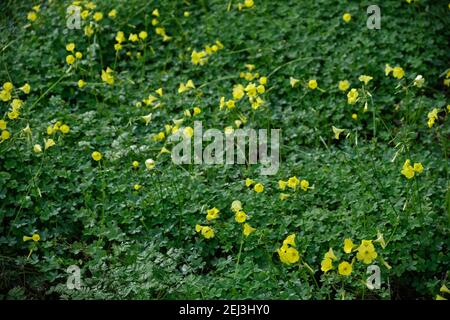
[0,0,449,300]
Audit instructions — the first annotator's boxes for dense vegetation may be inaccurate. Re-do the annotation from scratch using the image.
[0,0,449,300]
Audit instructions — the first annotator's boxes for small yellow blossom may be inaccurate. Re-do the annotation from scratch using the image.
[308,79,318,90]
[332,126,345,140]
[235,211,247,223]
[206,207,220,221]
[343,13,351,23]
[338,80,350,91]
[92,151,102,161]
[254,183,264,193]
[338,261,352,276]
[243,223,256,236]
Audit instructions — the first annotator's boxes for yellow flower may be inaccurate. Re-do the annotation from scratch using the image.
[254,183,264,193]
[152,9,160,17]
[413,162,423,173]
[201,226,214,239]
[195,224,203,233]
[20,83,31,94]
[75,52,82,59]
[244,0,254,8]
[356,240,378,264]
[374,231,386,249]
[308,79,318,90]
[436,294,447,300]
[338,80,350,91]
[0,120,6,130]
[27,11,38,22]
[116,31,125,43]
[413,75,425,88]
[300,179,309,191]
[101,67,114,85]
[152,18,159,26]
[352,113,358,120]
[257,84,265,94]
[279,193,290,201]
[245,83,257,97]
[0,90,11,102]
[321,257,333,273]
[385,64,393,76]
[191,50,208,65]
[287,176,300,189]
[81,10,89,20]
[332,126,345,140]
[283,234,296,247]
[33,144,42,153]
[142,113,152,126]
[401,159,415,179]
[338,261,352,276]
[156,88,163,96]
[108,9,117,18]
[93,12,103,21]
[11,99,23,111]
[343,13,352,23]
[44,138,55,150]
[8,111,19,120]
[233,84,245,100]
[60,124,70,134]
[1,130,10,141]
[193,107,201,116]
[231,200,242,212]
[278,245,300,264]
[243,223,256,237]
[226,100,235,109]
[23,233,40,242]
[134,184,142,191]
[145,159,155,170]
[139,31,148,40]
[235,211,247,223]
[66,43,75,52]
[324,248,337,261]
[206,207,220,221]
[392,66,405,79]
[129,33,138,42]
[85,25,95,37]
[347,88,359,104]
[22,124,31,136]
[77,79,86,88]
[184,11,190,17]
[86,2,96,10]
[132,161,139,168]
[183,126,194,138]
[427,108,439,128]
[290,77,300,88]
[278,180,287,190]
[3,82,13,91]
[344,238,355,253]
[359,75,373,85]
[245,178,254,187]
[259,76,267,85]
[92,151,102,161]
[440,285,450,294]
[66,55,75,65]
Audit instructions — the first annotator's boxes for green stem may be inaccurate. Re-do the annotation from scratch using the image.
[234,234,244,278]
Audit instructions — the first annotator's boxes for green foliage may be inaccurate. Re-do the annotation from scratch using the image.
[0,0,449,300]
